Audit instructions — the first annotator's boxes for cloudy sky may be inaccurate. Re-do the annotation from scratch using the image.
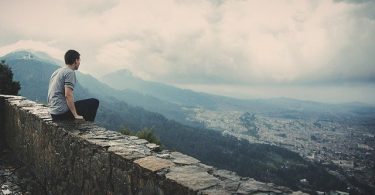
[0,0,374,104]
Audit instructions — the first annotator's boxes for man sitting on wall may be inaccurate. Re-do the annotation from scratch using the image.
[47,49,99,121]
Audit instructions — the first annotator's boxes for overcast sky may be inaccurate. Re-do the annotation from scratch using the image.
[0,0,374,104]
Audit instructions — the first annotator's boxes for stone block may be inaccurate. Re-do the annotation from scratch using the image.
[166,165,220,191]
[134,156,175,172]
[171,152,200,165]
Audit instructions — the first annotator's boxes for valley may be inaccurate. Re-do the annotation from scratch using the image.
[185,107,375,192]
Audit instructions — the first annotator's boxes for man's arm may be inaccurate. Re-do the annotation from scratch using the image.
[65,87,84,120]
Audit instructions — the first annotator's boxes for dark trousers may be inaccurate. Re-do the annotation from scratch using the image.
[51,98,99,122]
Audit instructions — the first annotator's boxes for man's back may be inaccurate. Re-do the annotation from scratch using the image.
[47,66,76,115]
[48,49,98,122]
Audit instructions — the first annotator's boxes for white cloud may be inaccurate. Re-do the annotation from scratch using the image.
[90,0,375,85]
[0,0,374,102]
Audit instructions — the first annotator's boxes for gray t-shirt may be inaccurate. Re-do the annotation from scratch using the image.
[47,66,76,115]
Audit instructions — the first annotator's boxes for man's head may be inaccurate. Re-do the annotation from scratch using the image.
[64,50,80,70]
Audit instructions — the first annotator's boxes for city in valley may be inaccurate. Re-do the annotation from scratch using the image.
[185,107,375,191]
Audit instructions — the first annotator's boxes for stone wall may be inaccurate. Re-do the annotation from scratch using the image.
[0,95,304,195]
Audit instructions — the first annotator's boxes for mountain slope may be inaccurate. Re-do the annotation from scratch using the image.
[76,71,194,125]
[101,69,221,108]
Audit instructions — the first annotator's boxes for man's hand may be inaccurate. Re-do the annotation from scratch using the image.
[74,115,84,120]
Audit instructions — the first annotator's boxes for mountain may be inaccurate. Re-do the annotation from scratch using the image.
[101,69,287,112]
[0,50,91,103]
[101,69,222,108]
[102,69,375,125]
[1,49,63,65]
[77,71,195,126]
[0,50,355,193]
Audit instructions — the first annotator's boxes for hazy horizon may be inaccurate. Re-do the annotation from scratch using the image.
[1,0,374,105]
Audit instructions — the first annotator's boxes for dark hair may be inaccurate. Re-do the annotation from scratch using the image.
[64,50,80,65]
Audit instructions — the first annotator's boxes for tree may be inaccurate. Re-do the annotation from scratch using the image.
[0,61,20,95]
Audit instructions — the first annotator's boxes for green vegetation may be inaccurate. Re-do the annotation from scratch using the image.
[119,127,132,136]
[0,61,20,95]
[120,127,161,145]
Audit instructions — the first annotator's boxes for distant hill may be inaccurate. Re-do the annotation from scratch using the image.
[0,50,351,193]
[101,69,222,109]
[102,68,375,125]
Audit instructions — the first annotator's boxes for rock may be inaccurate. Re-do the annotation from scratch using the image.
[237,178,291,194]
[146,143,160,151]
[166,165,220,191]
[156,153,170,159]
[170,152,200,165]
[1,189,12,195]
[134,156,175,172]
[212,169,241,181]
[291,191,309,195]
[134,139,149,145]
[128,136,139,140]
[199,188,231,195]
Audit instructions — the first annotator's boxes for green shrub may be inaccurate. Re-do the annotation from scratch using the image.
[136,128,161,145]
[119,127,161,146]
